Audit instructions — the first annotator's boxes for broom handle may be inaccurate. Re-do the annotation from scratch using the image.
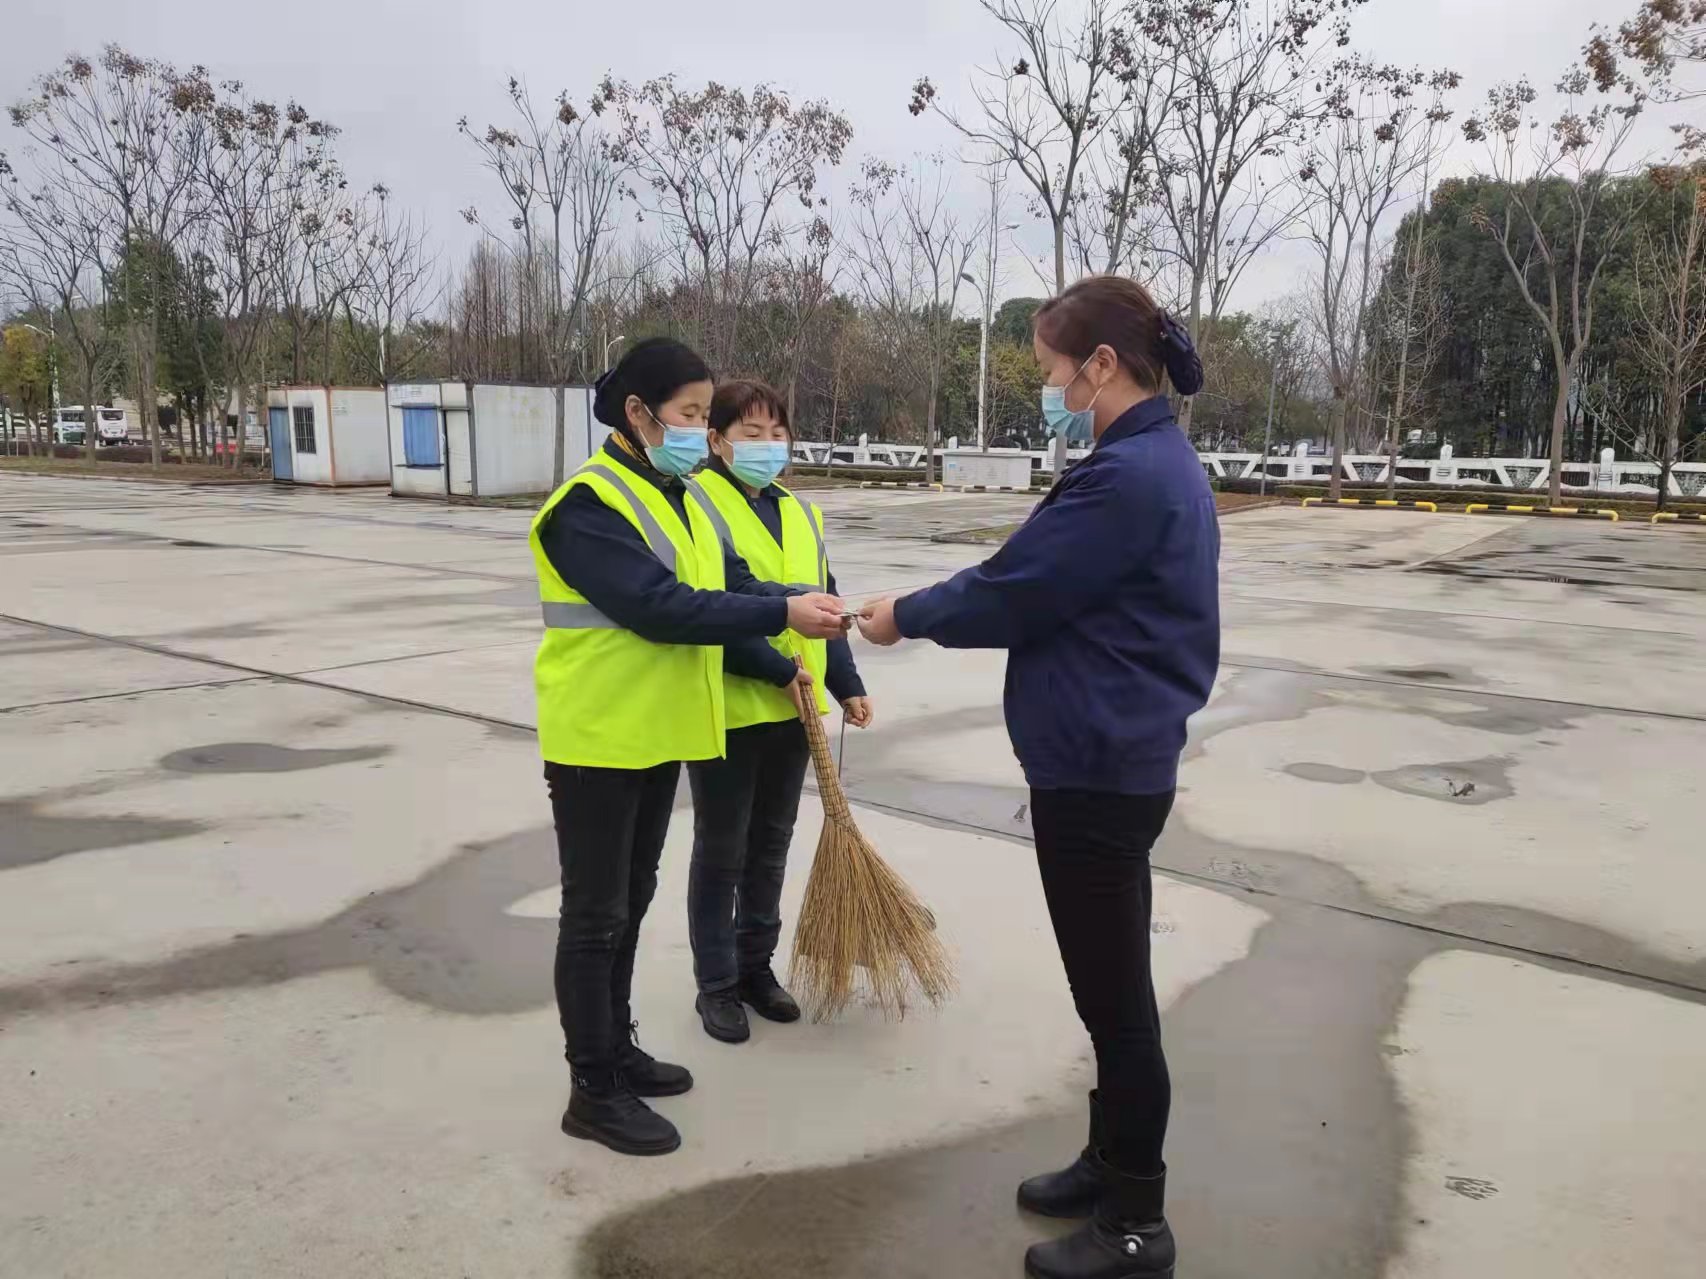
[794,658,852,821]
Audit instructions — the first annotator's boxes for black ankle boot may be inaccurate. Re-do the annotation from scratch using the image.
[1017,1091,1103,1218]
[561,1072,681,1157]
[1023,1161,1175,1279]
[696,989,751,1043]
[616,1022,693,1097]
[738,969,801,1023]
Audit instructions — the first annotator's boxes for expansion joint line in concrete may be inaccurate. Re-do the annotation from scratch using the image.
[0,612,535,738]
[834,791,1706,1007]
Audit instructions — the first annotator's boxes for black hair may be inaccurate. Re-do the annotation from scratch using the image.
[1033,275,1204,397]
[709,378,791,436]
[591,337,714,432]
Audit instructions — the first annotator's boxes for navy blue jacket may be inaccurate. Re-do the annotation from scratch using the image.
[894,397,1220,795]
[701,456,865,703]
[537,440,795,678]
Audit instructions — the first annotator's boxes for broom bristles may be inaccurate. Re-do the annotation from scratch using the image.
[788,697,955,1022]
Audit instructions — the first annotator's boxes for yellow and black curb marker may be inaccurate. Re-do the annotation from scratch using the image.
[1299,498,1439,512]
[1651,512,1706,525]
[1464,503,1619,521]
[859,481,945,491]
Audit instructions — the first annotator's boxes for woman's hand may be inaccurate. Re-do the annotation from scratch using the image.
[787,592,848,640]
[856,597,902,647]
[786,666,818,717]
[842,696,874,729]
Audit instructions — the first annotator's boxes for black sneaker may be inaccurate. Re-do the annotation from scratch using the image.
[695,989,751,1043]
[561,1073,681,1157]
[617,1022,693,1097]
[738,969,802,1024]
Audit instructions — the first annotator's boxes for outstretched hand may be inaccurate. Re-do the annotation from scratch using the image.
[855,597,902,647]
[786,592,850,640]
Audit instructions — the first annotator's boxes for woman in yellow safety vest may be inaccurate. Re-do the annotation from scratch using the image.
[530,339,847,1158]
[683,379,873,1044]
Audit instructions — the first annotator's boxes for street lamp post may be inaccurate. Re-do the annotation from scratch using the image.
[17,321,59,416]
[1259,335,1280,497]
[603,331,626,371]
[960,273,990,452]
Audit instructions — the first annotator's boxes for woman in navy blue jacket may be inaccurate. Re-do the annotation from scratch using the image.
[858,276,1219,1279]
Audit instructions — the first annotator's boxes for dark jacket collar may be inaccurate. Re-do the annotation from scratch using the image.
[599,435,681,494]
[1096,395,1176,450]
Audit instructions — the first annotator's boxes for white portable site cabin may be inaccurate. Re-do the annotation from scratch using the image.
[386,381,603,500]
[267,386,390,486]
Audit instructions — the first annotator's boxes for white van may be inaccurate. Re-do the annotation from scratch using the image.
[56,406,130,446]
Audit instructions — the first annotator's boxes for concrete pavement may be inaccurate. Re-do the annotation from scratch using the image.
[2,475,1704,1278]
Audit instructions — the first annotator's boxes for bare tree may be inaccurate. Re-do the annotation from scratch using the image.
[1133,0,1367,430]
[607,75,852,371]
[1300,60,1456,497]
[849,157,980,486]
[460,78,625,483]
[910,0,1134,293]
[342,184,440,385]
[181,76,336,465]
[1624,164,1706,507]
[9,48,209,465]
[1465,71,1643,504]
[0,142,118,462]
[1379,217,1447,495]
[754,215,840,424]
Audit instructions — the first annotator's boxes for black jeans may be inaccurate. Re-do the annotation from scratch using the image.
[546,760,679,1077]
[1031,787,1176,1178]
[685,720,810,993]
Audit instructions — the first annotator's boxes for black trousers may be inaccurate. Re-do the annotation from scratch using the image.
[1031,787,1176,1177]
[546,760,679,1077]
[685,720,810,992]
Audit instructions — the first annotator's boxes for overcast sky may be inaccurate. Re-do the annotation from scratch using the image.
[2,0,1663,314]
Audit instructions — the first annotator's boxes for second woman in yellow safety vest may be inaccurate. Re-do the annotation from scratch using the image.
[530,340,848,1158]
[683,379,873,1044]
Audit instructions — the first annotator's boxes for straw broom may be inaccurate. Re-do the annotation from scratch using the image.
[788,689,954,1022]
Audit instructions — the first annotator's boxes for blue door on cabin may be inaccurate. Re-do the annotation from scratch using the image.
[269,407,292,481]
[401,407,441,467]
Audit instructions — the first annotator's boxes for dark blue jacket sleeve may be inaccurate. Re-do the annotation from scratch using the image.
[724,635,799,686]
[540,488,788,645]
[893,463,1154,650]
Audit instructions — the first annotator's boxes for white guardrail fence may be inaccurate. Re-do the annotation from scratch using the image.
[792,439,1706,498]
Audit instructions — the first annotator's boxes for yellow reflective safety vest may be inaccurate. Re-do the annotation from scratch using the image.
[694,467,833,728]
[530,455,728,768]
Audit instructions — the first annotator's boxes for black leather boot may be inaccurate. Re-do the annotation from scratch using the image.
[695,989,751,1043]
[738,968,802,1023]
[1023,1161,1175,1279]
[561,1072,681,1157]
[1017,1091,1103,1218]
[616,1022,694,1097]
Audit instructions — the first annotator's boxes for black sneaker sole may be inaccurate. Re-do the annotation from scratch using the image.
[561,1110,682,1157]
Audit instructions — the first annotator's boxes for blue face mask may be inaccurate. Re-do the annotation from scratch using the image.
[728,439,790,489]
[1041,355,1103,444]
[644,410,709,477]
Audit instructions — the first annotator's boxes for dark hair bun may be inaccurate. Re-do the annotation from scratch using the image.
[592,337,713,430]
[1157,311,1204,397]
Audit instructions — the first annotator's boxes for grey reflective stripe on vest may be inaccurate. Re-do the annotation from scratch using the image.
[683,480,735,551]
[583,462,677,575]
[802,502,827,589]
[541,601,621,629]
[539,462,682,629]
[690,479,828,591]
